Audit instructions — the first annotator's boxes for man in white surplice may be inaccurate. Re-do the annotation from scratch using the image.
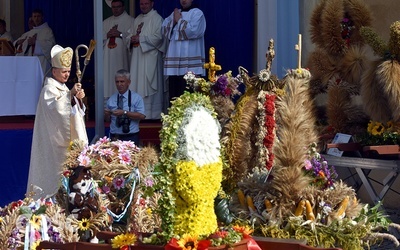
[103,0,134,99]
[27,45,87,199]
[14,9,55,77]
[128,0,167,119]
[162,0,206,104]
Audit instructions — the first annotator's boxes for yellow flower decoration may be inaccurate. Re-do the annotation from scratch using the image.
[174,160,222,236]
[78,218,91,231]
[178,234,199,250]
[371,123,384,136]
[111,233,137,249]
[367,120,376,133]
[387,121,394,130]
[30,240,40,250]
[30,215,42,230]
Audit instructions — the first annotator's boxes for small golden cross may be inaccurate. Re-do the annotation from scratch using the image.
[204,47,222,82]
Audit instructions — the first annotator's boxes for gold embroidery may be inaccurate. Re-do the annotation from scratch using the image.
[59,48,73,68]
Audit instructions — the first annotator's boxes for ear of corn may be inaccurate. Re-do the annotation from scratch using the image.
[247,195,256,211]
[237,189,247,209]
[294,200,306,217]
[336,196,349,219]
[265,199,273,212]
[305,200,315,221]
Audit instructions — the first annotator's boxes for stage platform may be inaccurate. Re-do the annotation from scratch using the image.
[0,116,161,207]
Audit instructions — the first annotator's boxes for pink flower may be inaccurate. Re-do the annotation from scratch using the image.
[89,143,101,152]
[78,154,91,167]
[99,148,114,157]
[145,177,154,187]
[304,159,312,170]
[118,151,131,165]
[99,136,110,144]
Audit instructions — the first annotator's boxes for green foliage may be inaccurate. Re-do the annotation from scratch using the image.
[258,202,391,250]
[355,121,400,146]
[356,130,400,146]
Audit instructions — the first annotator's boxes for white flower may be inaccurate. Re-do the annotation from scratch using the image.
[258,69,270,82]
[179,106,221,166]
[184,71,196,81]
[322,205,332,215]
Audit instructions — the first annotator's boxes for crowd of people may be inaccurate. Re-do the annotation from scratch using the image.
[20,0,207,198]
[103,0,206,120]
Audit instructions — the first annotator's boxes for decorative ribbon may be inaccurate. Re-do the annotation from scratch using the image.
[106,168,140,222]
[24,223,30,250]
[245,238,262,250]
[23,215,50,250]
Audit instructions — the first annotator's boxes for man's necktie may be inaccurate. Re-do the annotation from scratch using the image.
[118,94,124,110]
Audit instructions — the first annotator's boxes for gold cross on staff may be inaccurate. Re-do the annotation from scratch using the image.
[204,47,222,82]
[294,34,302,69]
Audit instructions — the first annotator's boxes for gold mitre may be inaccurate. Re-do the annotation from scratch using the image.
[51,45,73,68]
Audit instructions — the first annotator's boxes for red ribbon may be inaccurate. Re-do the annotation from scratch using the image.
[245,238,262,250]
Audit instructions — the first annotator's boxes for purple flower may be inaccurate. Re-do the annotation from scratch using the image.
[48,226,62,243]
[113,176,126,190]
[212,75,229,95]
[305,155,337,189]
[102,185,111,194]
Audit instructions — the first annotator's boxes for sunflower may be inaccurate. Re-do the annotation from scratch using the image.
[367,120,377,133]
[386,121,394,130]
[78,218,90,231]
[177,234,199,250]
[111,233,137,249]
[30,214,42,230]
[371,123,384,136]
[176,234,210,250]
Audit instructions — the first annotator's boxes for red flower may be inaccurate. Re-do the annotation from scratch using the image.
[63,170,72,177]
[210,230,228,239]
[10,200,23,210]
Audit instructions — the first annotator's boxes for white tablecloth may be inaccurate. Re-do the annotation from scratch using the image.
[0,56,44,116]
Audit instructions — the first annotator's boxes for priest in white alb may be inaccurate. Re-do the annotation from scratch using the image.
[103,0,134,99]
[14,9,55,76]
[128,0,167,119]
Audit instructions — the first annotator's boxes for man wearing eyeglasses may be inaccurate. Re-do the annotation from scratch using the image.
[103,0,134,100]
